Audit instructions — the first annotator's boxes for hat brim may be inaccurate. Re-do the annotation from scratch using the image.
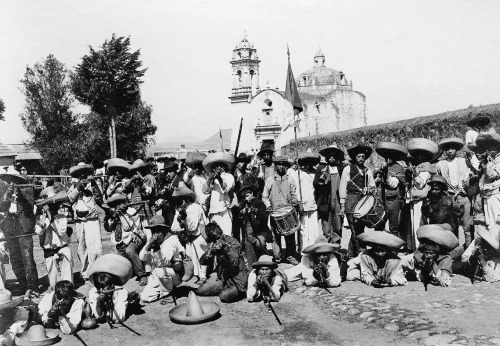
[466,116,490,128]
[0,296,23,312]
[302,243,340,254]
[144,224,169,230]
[202,153,236,173]
[69,165,94,178]
[273,160,291,167]
[357,231,405,250]
[438,139,464,151]
[0,173,28,185]
[417,225,459,251]
[347,146,373,161]
[87,254,132,286]
[319,147,344,159]
[298,156,320,166]
[169,302,220,324]
[375,142,408,161]
[14,328,60,346]
[252,261,278,269]
[257,149,274,157]
[476,226,500,251]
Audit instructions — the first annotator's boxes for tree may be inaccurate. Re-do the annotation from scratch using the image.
[20,55,82,173]
[72,34,147,158]
[0,98,5,121]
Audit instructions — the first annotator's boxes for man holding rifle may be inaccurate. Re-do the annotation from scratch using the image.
[247,255,286,303]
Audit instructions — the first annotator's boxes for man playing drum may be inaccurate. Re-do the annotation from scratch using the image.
[262,155,299,265]
[339,145,376,258]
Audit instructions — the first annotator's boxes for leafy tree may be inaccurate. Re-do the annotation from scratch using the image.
[0,98,5,121]
[72,34,147,157]
[20,55,82,173]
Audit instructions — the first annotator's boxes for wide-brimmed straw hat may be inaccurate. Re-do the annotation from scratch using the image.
[172,182,196,202]
[185,152,207,166]
[298,152,320,166]
[202,152,235,173]
[88,254,132,286]
[107,158,132,174]
[14,325,60,346]
[130,159,147,171]
[144,215,169,231]
[252,255,278,269]
[407,138,441,162]
[427,174,448,190]
[347,145,372,161]
[466,113,491,128]
[0,168,28,185]
[375,142,408,161]
[476,224,500,252]
[438,138,464,151]
[0,289,23,313]
[69,162,94,178]
[319,145,345,160]
[273,155,291,167]
[357,231,406,250]
[106,194,128,208]
[416,224,459,251]
[169,291,220,324]
[302,236,340,254]
[235,153,251,163]
[257,142,275,157]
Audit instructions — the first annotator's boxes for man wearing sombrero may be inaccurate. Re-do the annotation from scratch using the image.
[346,231,407,287]
[0,288,30,345]
[339,144,376,258]
[232,153,254,242]
[314,144,345,245]
[285,236,342,288]
[202,152,236,237]
[184,152,209,213]
[156,160,182,228]
[247,255,287,302]
[256,142,275,195]
[436,138,473,247]
[462,224,500,283]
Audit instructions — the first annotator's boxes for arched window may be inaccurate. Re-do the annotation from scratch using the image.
[236,70,242,83]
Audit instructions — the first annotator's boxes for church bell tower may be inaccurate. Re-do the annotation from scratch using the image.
[229,35,260,104]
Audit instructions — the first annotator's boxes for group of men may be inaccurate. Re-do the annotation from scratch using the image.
[1,112,500,343]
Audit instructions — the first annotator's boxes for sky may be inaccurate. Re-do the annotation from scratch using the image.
[1,0,499,146]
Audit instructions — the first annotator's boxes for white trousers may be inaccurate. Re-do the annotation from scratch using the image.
[299,210,320,251]
[185,236,208,279]
[76,220,102,278]
[45,246,73,288]
[484,194,500,228]
[210,209,233,236]
[140,267,181,303]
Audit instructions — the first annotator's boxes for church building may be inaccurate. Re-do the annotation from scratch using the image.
[229,35,367,154]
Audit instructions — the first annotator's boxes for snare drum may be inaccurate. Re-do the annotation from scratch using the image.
[270,206,301,236]
[353,195,385,228]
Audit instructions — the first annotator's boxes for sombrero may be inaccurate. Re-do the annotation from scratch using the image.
[185,152,207,166]
[169,291,220,324]
[407,138,440,162]
[476,225,500,251]
[466,113,491,128]
[106,194,128,208]
[427,174,448,190]
[319,145,344,160]
[347,145,372,161]
[163,161,179,172]
[130,159,147,171]
[257,142,274,157]
[476,132,500,153]
[298,152,320,166]
[14,325,60,346]
[416,224,459,251]
[0,168,28,185]
[144,214,169,231]
[273,155,291,167]
[172,182,196,202]
[357,231,406,250]
[438,138,464,151]
[69,162,94,178]
[36,191,70,207]
[107,158,132,174]
[375,142,408,161]
[252,255,278,269]
[202,152,235,173]
[302,236,340,254]
[235,153,251,163]
[0,289,23,313]
[87,254,132,286]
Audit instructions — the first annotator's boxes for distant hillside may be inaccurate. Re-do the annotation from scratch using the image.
[150,129,232,153]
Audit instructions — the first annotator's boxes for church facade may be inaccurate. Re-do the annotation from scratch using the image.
[229,36,367,154]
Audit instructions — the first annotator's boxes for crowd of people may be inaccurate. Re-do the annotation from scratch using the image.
[0,112,499,344]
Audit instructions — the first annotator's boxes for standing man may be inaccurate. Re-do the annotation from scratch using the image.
[314,145,345,245]
[256,142,275,196]
[262,155,299,265]
[232,153,252,242]
[184,152,209,213]
[436,138,472,247]
[339,145,376,258]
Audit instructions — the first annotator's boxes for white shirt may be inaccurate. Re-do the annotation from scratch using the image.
[139,235,185,269]
[38,291,85,335]
[171,203,207,236]
[88,286,129,323]
[246,270,284,302]
[289,170,317,211]
[202,172,235,214]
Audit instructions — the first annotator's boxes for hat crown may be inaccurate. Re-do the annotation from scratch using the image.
[150,215,166,226]
[185,291,205,317]
[314,236,328,245]
[257,255,273,263]
[26,325,48,341]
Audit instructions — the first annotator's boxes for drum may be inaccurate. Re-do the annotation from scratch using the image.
[270,206,300,236]
[353,195,385,228]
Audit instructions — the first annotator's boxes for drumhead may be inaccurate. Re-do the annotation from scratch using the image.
[270,206,294,217]
[353,195,374,217]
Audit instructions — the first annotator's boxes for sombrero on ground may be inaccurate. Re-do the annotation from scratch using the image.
[357,231,405,250]
[169,291,220,324]
[69,162,94,178]
[202,152,235,173]
[476,224,500,251]
[87,254,132,286]
[407,138,440,162]
[0,168,28,185]
[375,142,408,161]
[416,224,459,251]
[319,145,345,160]
[14,325,60,346]
[347,145,372,161]
[302,236,340,254]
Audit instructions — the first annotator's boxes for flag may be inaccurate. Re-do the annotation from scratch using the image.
[285,47,303,116]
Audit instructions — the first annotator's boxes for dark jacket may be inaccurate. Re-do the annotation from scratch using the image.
[421,192,459,235]
[0,184,36,235]
[313,163,344,220]
[239,198,273,242]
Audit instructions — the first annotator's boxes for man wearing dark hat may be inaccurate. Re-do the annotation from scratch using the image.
[262,155,299,264]
[157,160,182,228]
[285,236,342,288]
[256,142,275,195]
[184,152,209,212]
[314,145,345,244]
[197,222,248,303]
[436,138,472,247]
[247,255,286,302]
[231,153,253,243]
[339,144,376,258]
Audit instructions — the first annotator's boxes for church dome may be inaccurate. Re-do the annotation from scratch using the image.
[314,49,325,58]
[237,36,251,49]
[297,66,343,86]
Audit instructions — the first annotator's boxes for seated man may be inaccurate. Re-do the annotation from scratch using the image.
[139,215,186,303]
[285,236,342,288]
[197,222,248,303]
[88,272,131,324]
[401,224,457,288]
[38,280,85,335]
[346,231,407,288]
[247,255,287,303]
[462,224,500,283]
[0,289,29,346]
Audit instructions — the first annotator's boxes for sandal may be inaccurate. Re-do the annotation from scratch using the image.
[160,296,174,305]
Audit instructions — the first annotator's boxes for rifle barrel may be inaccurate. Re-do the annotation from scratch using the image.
[265,299,282,325]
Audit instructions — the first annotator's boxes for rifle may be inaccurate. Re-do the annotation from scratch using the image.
[314,262,332,294]
[234,117,243,158]
[0,233,36,243]
[421,257,434,291]
[259,277,282,325]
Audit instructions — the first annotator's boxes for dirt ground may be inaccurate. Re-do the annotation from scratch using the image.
[4,228,500,346]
